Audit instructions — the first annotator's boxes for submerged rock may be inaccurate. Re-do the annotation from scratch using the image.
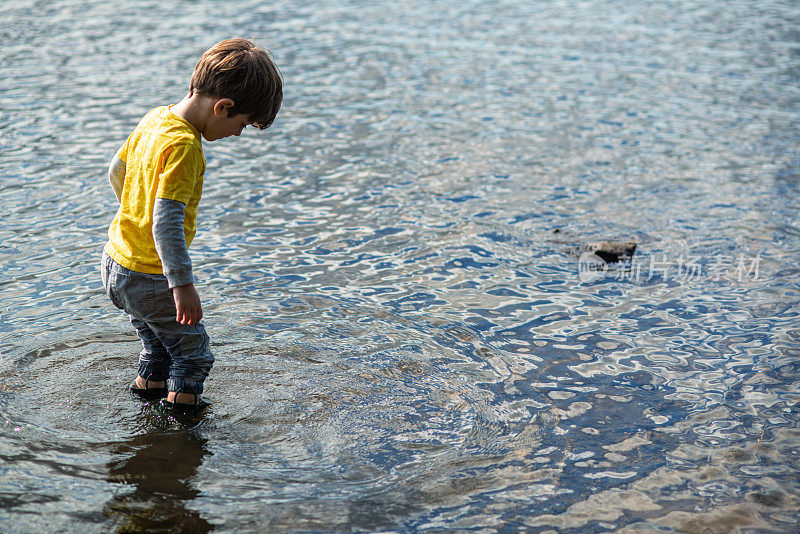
[550,228,639,263]
[585,241,637,263]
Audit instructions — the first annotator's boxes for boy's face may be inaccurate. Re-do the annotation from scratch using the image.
[203,100,251,141]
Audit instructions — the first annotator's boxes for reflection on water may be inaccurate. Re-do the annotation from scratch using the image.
[104,431,212,533]
[1,0,800,531]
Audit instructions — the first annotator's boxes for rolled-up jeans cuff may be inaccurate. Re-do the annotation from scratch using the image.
[137,359,169,383]
[168,377,204,395]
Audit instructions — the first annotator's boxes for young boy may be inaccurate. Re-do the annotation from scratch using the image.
[101,39,282,408]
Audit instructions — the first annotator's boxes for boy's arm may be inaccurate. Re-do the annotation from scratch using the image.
[108,155,126,202]
[152,198,202,325]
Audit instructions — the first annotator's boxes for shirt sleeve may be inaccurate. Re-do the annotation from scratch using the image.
[155,142,203,205]
[152,198,194,288]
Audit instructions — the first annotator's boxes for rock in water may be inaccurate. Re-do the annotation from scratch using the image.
[587,241,637,263]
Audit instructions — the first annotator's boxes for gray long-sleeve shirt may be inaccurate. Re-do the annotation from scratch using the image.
[108,155,194,288]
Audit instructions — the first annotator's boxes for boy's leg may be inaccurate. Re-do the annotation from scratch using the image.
[144,277,214,405]
[102,253,171,393]
[130,317,171,388]
[148,317,214,404]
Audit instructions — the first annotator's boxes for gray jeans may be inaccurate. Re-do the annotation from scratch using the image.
[101,253,214,395]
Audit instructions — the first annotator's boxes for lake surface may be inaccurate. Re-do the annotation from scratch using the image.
[1,0,799,531]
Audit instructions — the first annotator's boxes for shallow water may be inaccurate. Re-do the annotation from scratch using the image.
[2,0,800,531]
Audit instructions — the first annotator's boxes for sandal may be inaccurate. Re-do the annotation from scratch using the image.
[128,378,168,400]
[161,390,208,409]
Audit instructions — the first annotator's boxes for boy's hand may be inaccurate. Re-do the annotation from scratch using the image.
[172,283,203,325]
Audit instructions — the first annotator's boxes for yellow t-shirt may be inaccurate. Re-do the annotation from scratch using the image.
[104,106,206,274]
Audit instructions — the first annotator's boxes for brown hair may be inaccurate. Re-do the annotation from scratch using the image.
[190,38,283,129]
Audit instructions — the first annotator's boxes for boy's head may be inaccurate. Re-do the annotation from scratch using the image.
[190,38,283,130]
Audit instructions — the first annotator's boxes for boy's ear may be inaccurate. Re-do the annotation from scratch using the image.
[213,98,235,116]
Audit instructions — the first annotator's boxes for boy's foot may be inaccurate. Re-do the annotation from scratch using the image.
[129,375,168,400]
[167,391,201,405]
